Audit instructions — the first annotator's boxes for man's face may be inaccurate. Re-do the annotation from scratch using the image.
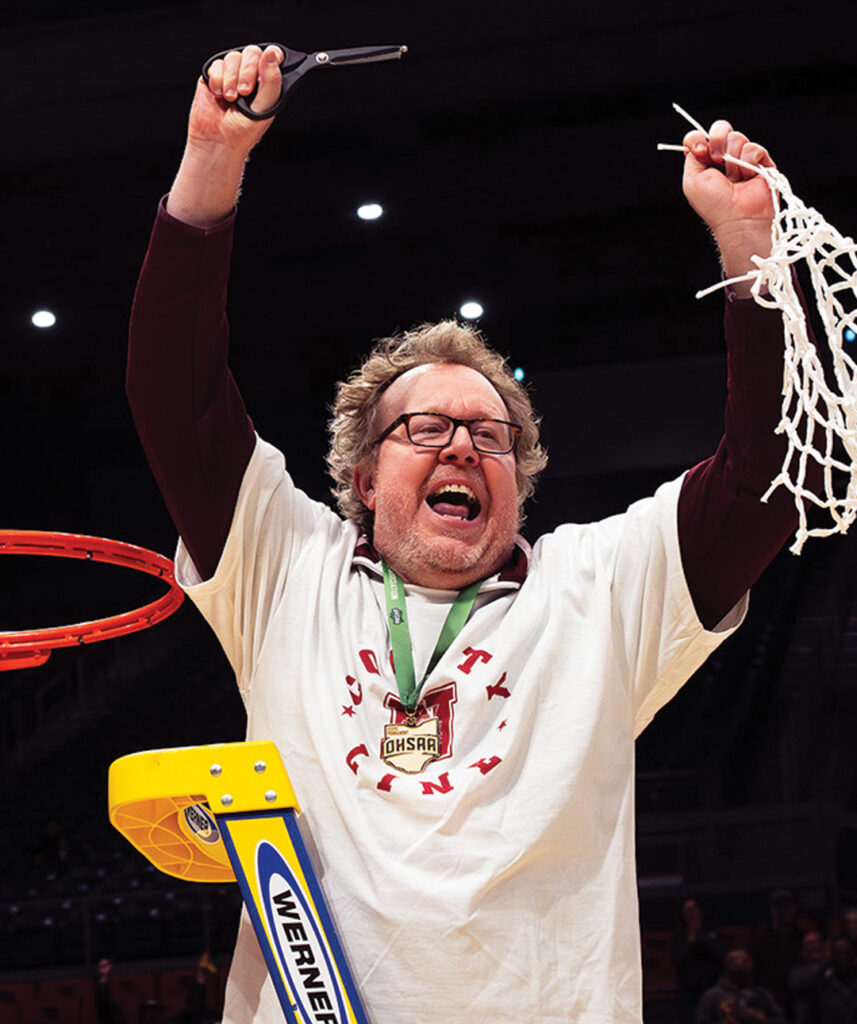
[770,894,795,928]
[724,950,754,988]
[832,939,856,979]
[802,931,823,962]
[682,900,702,929]
[354,363,521,589]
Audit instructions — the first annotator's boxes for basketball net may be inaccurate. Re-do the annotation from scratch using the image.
[660,105,857,554]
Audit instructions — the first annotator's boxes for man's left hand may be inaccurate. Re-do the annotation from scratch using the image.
[682,120,776,289]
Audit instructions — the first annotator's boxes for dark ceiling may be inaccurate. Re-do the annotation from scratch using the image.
[1,0,856,744]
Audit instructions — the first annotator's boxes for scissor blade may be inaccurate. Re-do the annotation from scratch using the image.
[322,45,407,66]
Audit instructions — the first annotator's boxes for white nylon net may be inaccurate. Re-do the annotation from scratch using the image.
[661,105,857,553]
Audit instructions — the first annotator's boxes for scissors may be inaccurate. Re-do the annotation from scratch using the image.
[201,42,408,121]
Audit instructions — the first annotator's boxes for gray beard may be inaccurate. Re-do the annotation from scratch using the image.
[374,513,516,587]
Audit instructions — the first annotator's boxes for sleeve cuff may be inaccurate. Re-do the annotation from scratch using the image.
[157,194,237,237]
[724,281,772,303]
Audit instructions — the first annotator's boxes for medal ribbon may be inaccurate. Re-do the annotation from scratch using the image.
[381,561,481,714]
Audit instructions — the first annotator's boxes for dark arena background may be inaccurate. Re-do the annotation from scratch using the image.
[2,1,857,1021]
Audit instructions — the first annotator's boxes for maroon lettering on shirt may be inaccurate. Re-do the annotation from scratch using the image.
[468,756,502,775]
[486,672,511,700]
[421,772,453,796]
[346,744,369,775]
[345,675,363,706]
[359,649,381,675]
[376,773,396,792]
[457,646,493,674]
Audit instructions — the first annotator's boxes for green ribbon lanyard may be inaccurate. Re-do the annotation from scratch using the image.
[381,560,481,716]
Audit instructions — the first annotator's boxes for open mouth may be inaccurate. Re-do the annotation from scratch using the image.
[425,483,482,522]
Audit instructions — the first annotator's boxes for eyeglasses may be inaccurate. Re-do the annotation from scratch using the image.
[372,412,521,454]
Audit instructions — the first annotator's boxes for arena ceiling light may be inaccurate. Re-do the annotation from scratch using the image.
[357,203,383,220]
[31,309,56,328]
[459,300,483,320]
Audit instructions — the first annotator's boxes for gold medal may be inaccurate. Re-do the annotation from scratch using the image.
[381,716,441,774]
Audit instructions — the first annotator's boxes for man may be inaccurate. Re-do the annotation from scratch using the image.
[806,937,857,1024]
[843,909,857,956]
[672,899,723,1023]
[753,889,805,1015]
[790,930,828,1024]
[695,949,786,1024]
[128,44,803,1024]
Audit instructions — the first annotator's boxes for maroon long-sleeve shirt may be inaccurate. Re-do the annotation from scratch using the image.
[127,201,805,630]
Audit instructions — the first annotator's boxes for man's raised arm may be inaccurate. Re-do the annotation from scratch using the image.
[127,46,283,579]
[675,120,814,628]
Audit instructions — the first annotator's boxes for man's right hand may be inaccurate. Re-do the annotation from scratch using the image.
[166,43,284,227]
[188,44,284,151]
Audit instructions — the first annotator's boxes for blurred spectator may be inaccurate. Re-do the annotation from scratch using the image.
[672,899,723,1023]
[96,957,126,1024]
[843,910,857,956]
[139,1002,167,1024]
[695,949,786,1024]
[95,954,218,1024]
[167,952,220,1024]
[790,930,828,1024]
[29,817,72,883]
[752,889,804,1014]
[802,937,857,1024]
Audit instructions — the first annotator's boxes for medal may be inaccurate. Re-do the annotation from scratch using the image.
[382,717,441,774]
[380,562,480,773]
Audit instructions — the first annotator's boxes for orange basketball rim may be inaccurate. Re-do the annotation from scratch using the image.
[0,530,184,670]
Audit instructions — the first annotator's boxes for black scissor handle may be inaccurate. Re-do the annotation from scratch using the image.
[201,42,301,121]
[200,41,407,121]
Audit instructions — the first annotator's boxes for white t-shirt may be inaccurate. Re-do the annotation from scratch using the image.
[177,437,745,1024]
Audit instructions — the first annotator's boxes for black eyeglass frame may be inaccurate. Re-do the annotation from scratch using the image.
[372,412,522,454]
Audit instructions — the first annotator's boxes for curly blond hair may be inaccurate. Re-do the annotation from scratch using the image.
[327,320,548,535]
